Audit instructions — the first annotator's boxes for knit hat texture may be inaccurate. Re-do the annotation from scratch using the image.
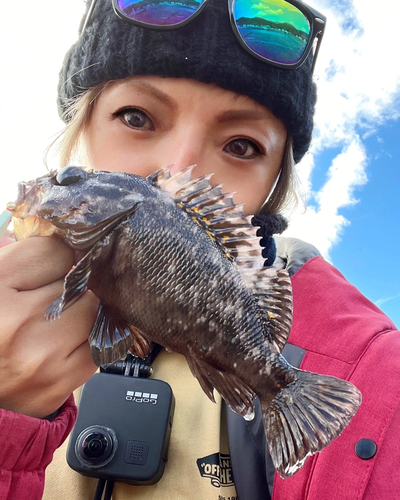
[58,0,317,163]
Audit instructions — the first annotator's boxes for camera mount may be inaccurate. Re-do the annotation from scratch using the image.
[100,344,163,378]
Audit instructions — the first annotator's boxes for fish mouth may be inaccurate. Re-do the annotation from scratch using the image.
[11,175,58,240]
[37,202,89,223]
[12,180,42,219]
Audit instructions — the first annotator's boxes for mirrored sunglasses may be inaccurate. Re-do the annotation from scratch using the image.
[83,0,326,71]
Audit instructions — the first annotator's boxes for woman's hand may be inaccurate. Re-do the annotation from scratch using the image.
[0,230,15,249]
[0,235,99,418]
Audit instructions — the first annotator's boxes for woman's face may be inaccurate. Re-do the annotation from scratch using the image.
[84,76,287,215]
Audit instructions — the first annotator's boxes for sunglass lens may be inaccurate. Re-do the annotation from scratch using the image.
[233,0,310,65]
[116,0,205,26]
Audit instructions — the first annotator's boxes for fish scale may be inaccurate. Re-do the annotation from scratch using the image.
[124,222,256,354]
[9,164,362,479]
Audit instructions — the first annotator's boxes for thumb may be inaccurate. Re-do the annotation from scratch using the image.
[0,231,16,248]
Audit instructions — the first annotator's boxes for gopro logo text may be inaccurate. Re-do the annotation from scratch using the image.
[126,391,158,405]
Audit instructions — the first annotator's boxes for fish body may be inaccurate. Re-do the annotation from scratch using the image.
[11,165,361,478]
[86,187,293,408]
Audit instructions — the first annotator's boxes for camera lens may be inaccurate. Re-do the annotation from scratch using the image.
[83,433,109,459]
[75,426,117,468]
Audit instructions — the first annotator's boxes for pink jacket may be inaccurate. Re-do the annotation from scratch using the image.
[273,256,400,500]
[0,396,76,500]
[1,256,399,499]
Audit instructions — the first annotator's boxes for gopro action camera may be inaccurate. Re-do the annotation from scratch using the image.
[67,372,175,485]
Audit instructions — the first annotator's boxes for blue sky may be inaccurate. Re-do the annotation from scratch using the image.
[300,120,400,325]
[329,123,400,325]
[282,0,400,327]
[0,0,399,327]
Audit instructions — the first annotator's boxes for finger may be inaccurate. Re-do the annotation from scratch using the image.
[0,230,15,249]
[44,290,100,351]
[0,277,68,337]
[15,288,99,354]
[44,340,98,397]
[32,341,98,418]
[65,340,98,384]
[0,235,75,290]
[1,340,97,418]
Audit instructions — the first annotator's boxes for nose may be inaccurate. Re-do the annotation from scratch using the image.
[164,126,207,177]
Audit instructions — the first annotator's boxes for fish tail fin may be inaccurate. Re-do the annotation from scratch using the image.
[261,369,362,478]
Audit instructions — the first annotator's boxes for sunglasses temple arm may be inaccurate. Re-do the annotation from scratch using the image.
[81,0,99,36]
[311,31,324,74]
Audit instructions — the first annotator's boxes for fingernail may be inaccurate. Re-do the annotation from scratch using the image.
[0,210,12,239]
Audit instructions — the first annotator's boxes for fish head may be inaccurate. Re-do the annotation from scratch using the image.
[12,166,145,241]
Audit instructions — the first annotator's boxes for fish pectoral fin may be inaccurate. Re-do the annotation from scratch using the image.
[241,267,292,353]
[45,243,104,320]
[186,354,255,417]
[89,302,150,366]
[263,369,362,478]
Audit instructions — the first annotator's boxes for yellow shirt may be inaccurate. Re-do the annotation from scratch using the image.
[43,350,238,500]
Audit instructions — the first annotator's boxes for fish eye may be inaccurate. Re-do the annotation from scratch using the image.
[54,166,88,186]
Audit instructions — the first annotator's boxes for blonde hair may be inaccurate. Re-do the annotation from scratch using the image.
[55,82,113,168]
[259,136,301,215]
[55,83,301,215]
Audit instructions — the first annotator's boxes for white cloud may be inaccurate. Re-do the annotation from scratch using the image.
[286,0,400,257]
[376,292,400,308]
[285,139,367,257]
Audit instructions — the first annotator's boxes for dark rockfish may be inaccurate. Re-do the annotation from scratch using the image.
[10,165,361,478]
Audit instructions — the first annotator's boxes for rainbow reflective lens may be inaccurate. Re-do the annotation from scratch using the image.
[109,0,325,69]
[115,0,206,26]
[233,0,310,65]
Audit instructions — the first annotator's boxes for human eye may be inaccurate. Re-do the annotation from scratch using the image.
[224,138,263,159]
[112,107,155,131]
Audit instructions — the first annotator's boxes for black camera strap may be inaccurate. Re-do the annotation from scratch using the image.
[94,344,163,500]
[93,477,114,500]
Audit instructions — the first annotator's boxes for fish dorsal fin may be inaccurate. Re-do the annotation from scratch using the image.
[241,267,292,353]
[148,165,271,264]
[147,164,196,193]
[150,165,292,352]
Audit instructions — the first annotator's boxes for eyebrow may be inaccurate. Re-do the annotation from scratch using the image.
[117,81,271,122]
[123,80,176,109]
[217,109,271,123]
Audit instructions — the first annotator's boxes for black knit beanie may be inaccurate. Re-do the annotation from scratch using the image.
[58,0,317,163]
